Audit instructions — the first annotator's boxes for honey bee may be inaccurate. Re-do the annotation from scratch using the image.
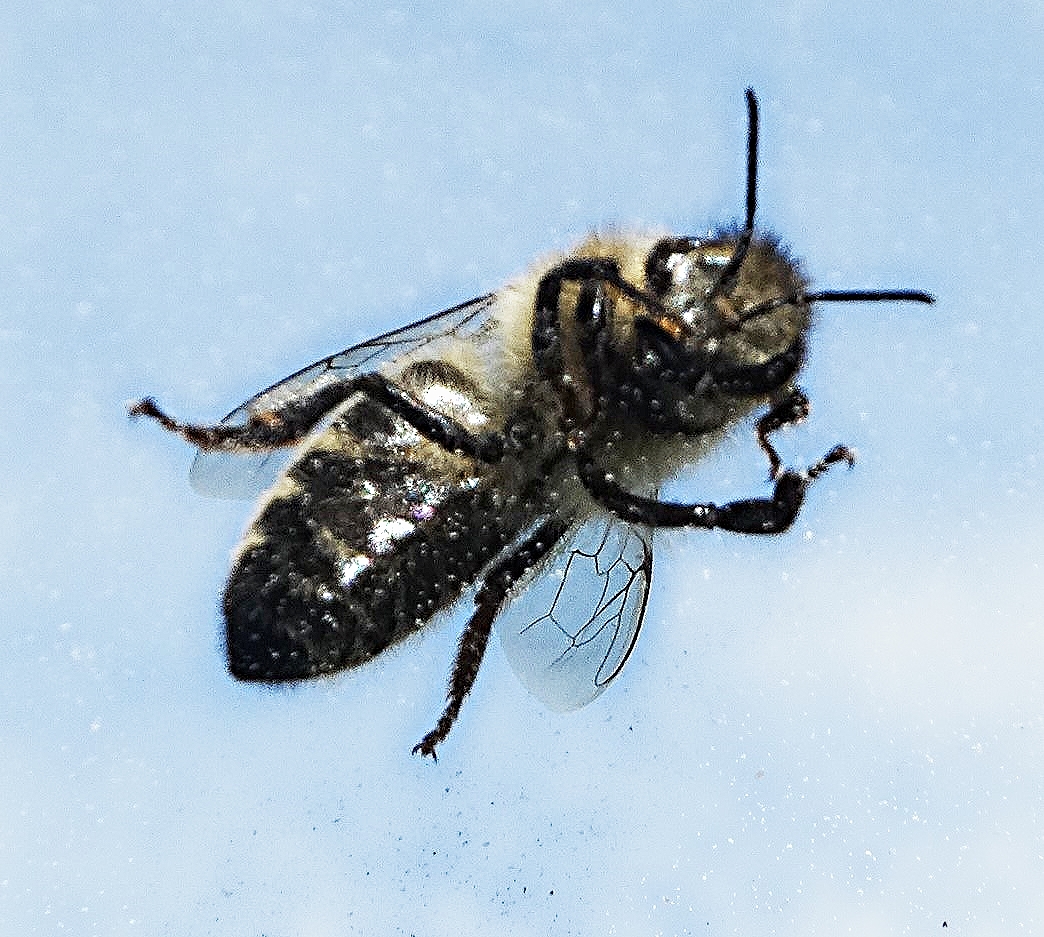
[132,89,933,758]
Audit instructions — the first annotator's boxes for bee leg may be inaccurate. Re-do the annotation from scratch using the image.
[755,387,812,479]
[413,518,568,760]
[531,259,663,426]
[130,372,506,462]
[533,260,658,359]
[534,258,659,317]
[576,447,853,534]
[128,393,335,451]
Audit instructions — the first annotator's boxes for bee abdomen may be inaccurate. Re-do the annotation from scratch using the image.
[223,490,393,681]
[223,445,526,683]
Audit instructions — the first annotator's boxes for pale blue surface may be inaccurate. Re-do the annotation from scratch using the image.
[3,3,1043,935]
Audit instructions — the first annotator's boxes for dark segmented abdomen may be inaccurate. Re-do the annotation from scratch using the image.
[223,393,533,682]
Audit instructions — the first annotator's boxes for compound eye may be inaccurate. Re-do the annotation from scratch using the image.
[644,237,700,296]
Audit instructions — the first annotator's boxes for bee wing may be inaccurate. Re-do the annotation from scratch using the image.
[498,515,653,713]
[188,292,498,499]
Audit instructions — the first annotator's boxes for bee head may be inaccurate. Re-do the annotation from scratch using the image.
[641,231,811,368]
[598,232,808,434]
[608,89,932,434]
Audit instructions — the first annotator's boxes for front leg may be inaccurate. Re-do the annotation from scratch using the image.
[576,445,853,534]
[751,385,857,481]
[130,372,506,463]
[532,257,663,427]
[755,387,811,479]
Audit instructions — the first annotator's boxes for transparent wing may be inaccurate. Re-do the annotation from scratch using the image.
[189,292,498,499]
[498,515,653,712]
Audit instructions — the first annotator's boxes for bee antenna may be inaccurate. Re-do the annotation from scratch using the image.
[739,288,935,322]
[708,87,759,301]
[806,289,935,306]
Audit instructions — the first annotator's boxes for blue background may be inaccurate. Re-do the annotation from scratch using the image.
[3,2,1042,934]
